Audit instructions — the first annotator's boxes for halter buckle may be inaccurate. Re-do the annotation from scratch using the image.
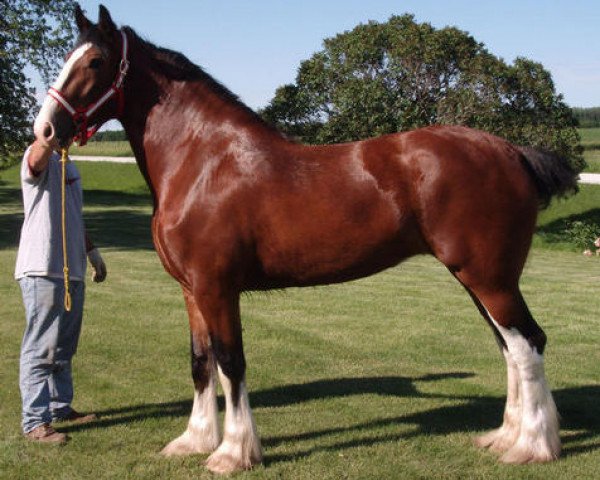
[119,58,130,75]
[115,59,129,89]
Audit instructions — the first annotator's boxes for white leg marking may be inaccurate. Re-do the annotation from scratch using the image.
[475,348,522,452]
[488,315,561,463]
[205,366,263,474]
[33,43,92,139]
[161,368,221,456]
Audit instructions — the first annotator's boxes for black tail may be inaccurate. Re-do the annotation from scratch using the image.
[518,147,579,210]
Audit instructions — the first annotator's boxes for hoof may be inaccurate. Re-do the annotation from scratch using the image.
[205,453,247,475]
[500,440,560,464]
[205,441,262,474]
[160,431,219,457]
[474,429,501,449]
[474,427,519,454]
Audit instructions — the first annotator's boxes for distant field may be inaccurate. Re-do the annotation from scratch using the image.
[579,127,600,149]
[579,128,600,173]
[69,140,133,157]
[584,150,600,173]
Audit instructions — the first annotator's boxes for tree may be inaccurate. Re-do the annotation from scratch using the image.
[90,129,128,142]
[260,14,584,171]
[0,0,76,167]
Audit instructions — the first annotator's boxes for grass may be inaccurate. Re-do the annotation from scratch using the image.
[69,140,133,157]
[583,149,600,173]
[535,184,600,250]
[1,161,599,479]
[579,127,600,150]
[580,128,600,173]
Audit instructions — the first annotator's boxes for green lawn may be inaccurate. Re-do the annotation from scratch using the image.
[69,140,133,157]
[583,149,600,173]
[580,128,600,173]
[579,127,600,150]
[535,184,600,250]
[1,161,599,479]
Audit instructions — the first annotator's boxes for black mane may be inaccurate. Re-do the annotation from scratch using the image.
[122,27,271,125]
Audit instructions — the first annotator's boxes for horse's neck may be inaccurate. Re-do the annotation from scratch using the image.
[120,43,283,205]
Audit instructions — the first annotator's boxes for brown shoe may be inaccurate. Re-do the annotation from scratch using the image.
[25,424,68,444]
[53,409,98,425]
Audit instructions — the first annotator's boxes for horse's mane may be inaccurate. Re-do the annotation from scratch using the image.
[122,27,278,130]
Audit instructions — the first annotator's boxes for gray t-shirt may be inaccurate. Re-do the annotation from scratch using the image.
[15,148,87,281]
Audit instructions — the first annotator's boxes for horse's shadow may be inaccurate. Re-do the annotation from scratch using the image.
[0,188,154,250]
[60,373,600,462]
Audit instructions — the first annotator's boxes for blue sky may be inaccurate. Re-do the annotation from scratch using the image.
[73,0,598,111]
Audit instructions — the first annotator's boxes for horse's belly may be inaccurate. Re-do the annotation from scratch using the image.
[253,208,425,288]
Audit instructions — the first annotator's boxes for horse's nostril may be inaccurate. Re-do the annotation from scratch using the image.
[42,122,55,141]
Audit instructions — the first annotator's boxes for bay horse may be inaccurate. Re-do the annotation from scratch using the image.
[33,5,577,474]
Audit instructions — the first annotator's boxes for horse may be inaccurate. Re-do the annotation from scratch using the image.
[33,5,578,474]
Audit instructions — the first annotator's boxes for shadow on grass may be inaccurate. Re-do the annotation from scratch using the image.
[83,190,153,250]
[0,184,153,250]
[83,208,153,250]
[0,181,21,205]
[84,189,151,208]
[537,208,600,244]
[0,212,24,249]
[58,374,600,462]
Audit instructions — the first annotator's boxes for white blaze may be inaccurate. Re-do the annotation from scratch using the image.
[33,43,93,140]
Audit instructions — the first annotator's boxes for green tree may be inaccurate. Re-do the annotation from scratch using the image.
[0,0,76,167]
[261,14,583,171]
[91,129,128,142]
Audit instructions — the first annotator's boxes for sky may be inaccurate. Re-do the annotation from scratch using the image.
[66,0,599,119]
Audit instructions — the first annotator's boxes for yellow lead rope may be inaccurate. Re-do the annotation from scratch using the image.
[60,148,72,312]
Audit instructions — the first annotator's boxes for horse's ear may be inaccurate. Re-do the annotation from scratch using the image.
[98,4,117,35]
[75,3,92,32]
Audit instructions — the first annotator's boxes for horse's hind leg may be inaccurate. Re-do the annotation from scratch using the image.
[161,288,221,456]
[459,288,522,453]
[474,348,522,453]
[464,284,560,463]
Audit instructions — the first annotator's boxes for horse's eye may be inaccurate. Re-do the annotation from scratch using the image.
[89,58,103,70]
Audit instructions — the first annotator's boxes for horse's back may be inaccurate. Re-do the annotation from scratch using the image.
[248,125,535,289]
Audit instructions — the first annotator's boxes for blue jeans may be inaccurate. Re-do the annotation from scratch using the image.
[19,276,85,433]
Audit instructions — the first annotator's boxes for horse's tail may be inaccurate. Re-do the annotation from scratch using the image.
[517,146,579,210]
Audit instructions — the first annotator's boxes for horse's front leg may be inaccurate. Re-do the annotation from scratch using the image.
[199,287,263,474]
[161,288,221,456]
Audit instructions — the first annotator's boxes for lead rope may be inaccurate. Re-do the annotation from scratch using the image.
[60,148,72,312]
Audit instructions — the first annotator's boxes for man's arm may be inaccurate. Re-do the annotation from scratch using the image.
[27,141,54,176]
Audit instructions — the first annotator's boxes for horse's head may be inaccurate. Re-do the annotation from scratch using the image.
[33,4,128,147]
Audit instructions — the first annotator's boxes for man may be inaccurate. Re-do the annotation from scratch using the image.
[15,140,107,444]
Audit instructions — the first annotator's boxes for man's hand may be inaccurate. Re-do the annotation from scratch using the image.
[87,248,107,283]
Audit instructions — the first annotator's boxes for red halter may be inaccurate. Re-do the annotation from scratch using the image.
[47,30,130,146]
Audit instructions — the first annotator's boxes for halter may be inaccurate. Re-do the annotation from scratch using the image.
[47,30,130,146]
